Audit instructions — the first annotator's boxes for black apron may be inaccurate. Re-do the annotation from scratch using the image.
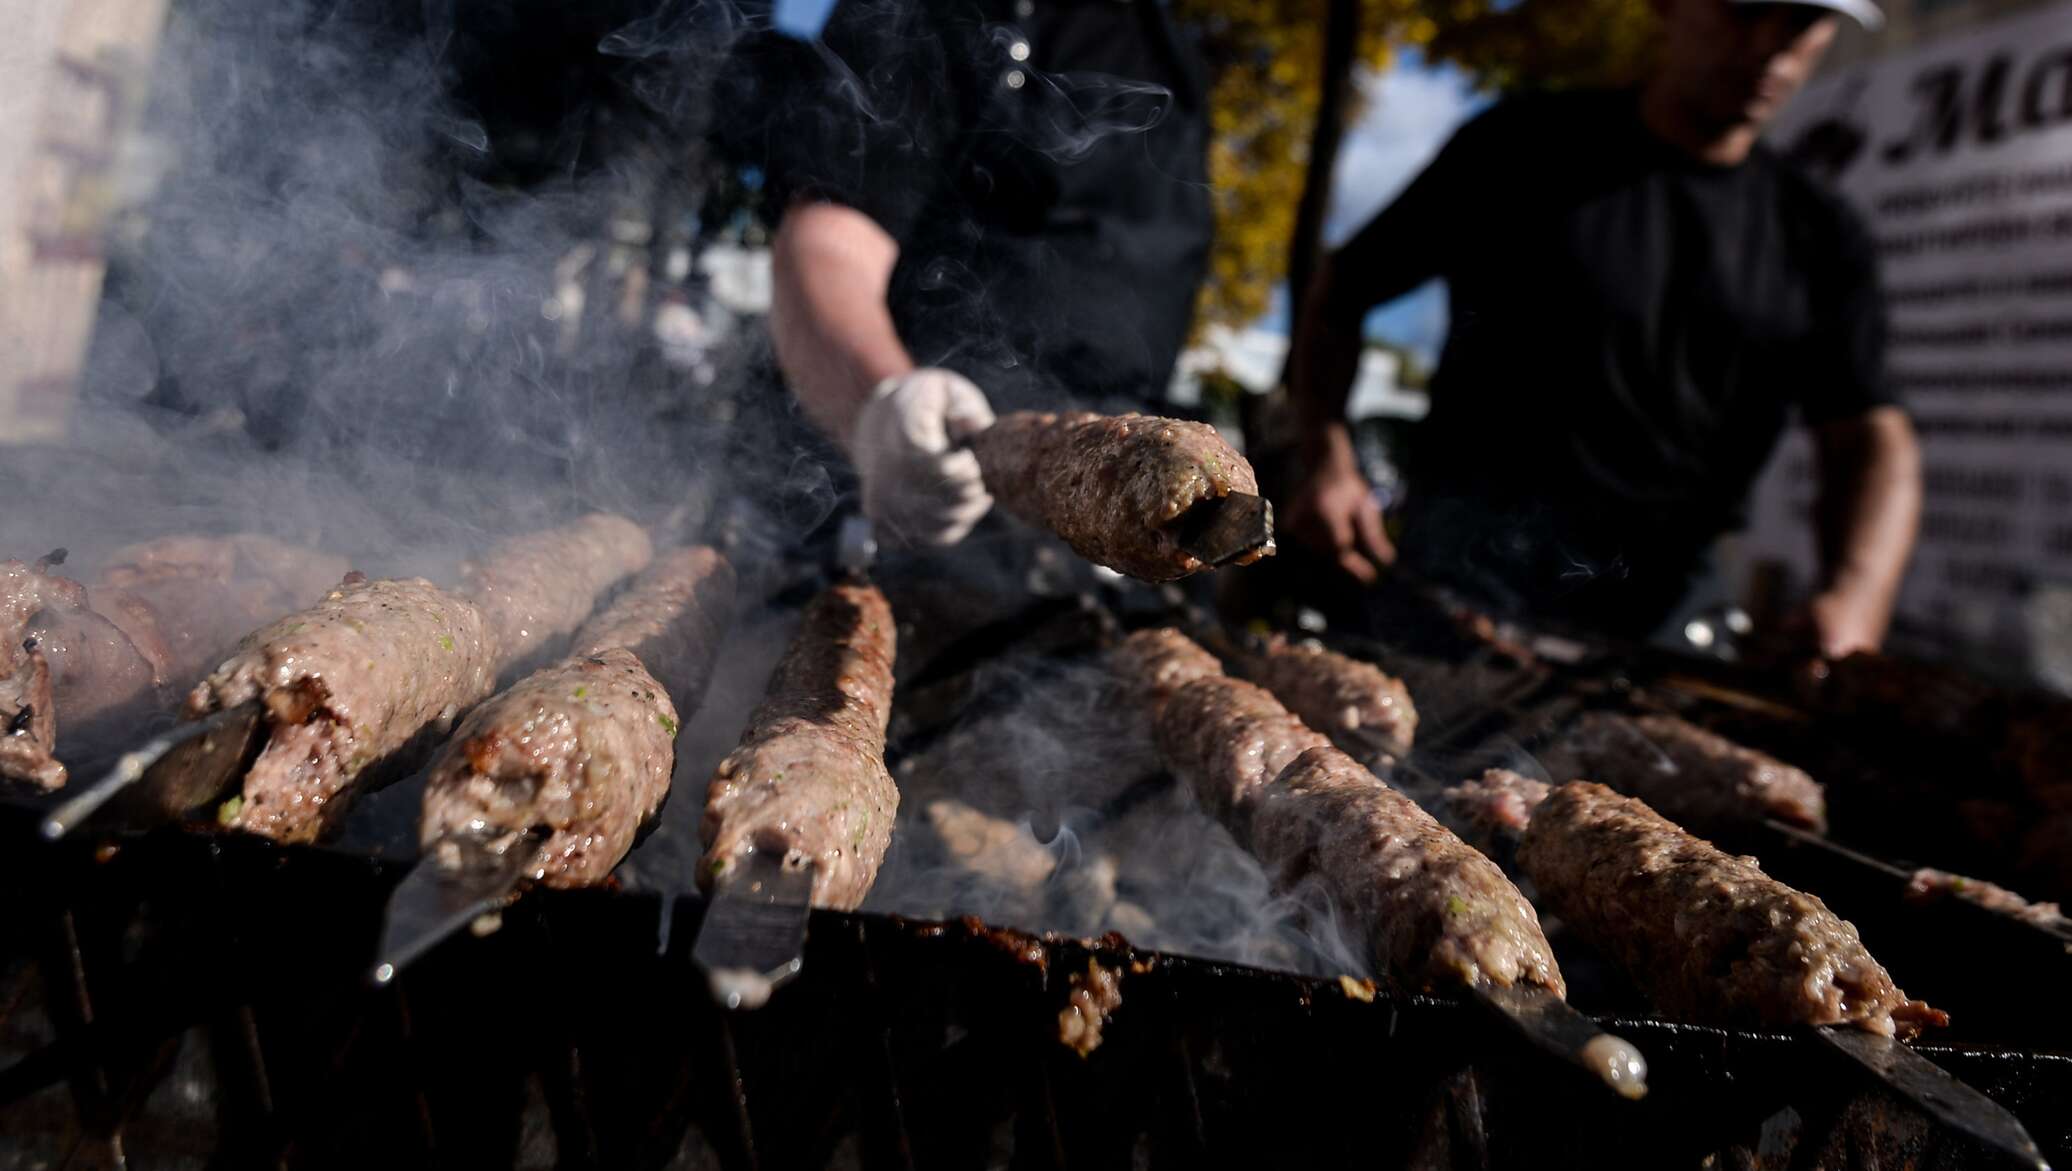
[886,0,1214,413]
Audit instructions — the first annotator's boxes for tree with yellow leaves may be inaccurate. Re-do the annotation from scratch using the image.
[1174,0,1656,335]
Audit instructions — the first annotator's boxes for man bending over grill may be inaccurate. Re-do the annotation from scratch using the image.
[1282,0,1918,657]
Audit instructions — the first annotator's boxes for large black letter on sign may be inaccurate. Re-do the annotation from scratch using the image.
[1884,65,1965,164]
[2022,47,2072,128]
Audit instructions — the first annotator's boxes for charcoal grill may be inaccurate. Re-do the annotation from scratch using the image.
[3,575,2069,1170]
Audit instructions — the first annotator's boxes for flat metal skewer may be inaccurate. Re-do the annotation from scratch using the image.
[1816,1028,2051,1170]
[691,851,816,1011]
[40,702,263,840]
[1469,982,1649,1100]
[369,829,544,986]
[1171,491,1274,567]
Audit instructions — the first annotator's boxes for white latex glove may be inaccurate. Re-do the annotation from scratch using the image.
[849,368,997,547]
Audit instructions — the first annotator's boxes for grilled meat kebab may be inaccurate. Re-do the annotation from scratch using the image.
[192,575,498,843]
[1519,782,1944,1037]
[702,582,898,910]
[1443,768,1552,853]
[969,411,1265,582]
[569,547,735,706]
[94,534,352,686]
[420,548,735,887]
[460,513,653,666]
[3,557,167,789]
[1114,629,1564,996]
[1232,634,1417,764]
[1904,868,2068,932]
[1565,711,1827,834]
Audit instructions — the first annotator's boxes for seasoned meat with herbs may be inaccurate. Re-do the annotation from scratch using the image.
[419,547,735,887]
[1519,782,1943,1037]
[420,648,678,887]
[702,582,898,910]
[1566,711,1827,833]
[1153,674,1328,822]
[1250,747,1565,995]
[192,575,497,843]
[1121,630,1562,997]
[969,411,1264,581]
[461,514,652,666]
[1237,635,1417,762]
[569,546,734,709]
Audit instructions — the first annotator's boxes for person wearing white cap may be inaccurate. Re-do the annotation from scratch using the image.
[1283,0,1918,659]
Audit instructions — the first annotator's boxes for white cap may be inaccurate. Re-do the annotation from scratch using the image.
[1737,0,1884,29]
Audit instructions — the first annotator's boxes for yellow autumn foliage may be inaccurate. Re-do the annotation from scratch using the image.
[1176,0,1657,332]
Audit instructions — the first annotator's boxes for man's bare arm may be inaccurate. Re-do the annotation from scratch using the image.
[769,200,915,442]
[1801,405,1922,656]
[1283,257,1396,581]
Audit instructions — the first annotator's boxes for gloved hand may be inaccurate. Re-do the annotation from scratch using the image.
[849,368,997,547]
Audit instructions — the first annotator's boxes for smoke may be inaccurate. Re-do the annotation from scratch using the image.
[863,656,1364,978]
[0,0,1340,977]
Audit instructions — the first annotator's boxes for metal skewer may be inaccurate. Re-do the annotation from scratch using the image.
[691,851,816,1011]
[1171,491,1274,567]
[1815,1028,2051,1170]
[1469,982,1649,1100]
[40,702,263,840]
[369,828,545,986]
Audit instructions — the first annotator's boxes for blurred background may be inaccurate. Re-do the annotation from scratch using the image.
[3,0,2069,688]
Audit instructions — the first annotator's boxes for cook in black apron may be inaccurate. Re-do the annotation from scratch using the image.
[713,0,1216,648]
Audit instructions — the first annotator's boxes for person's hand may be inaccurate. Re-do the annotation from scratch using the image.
[1283,441,1394,584]
[1785,586,1888,659]
[849,368,997,547]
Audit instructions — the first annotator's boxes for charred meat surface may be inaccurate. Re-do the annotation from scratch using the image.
[1519,782,1943,1037]
[1250,747,1566,995]
[1237,635,1418,762]
[1566,711,1827,833]
[569,546,734,710]
[461,514,653,666]
[420,648,677,888]
[191,576,497,843]
[970,411,1263,581]
[1153,674,1329,822]
[702,582,898,910]
[1444,768,1553,852]
[94,534,352,685]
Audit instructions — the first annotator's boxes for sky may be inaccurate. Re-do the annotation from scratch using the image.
[1269,53,1486,368]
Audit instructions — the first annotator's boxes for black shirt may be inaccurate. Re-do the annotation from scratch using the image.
[1334,90,1896,633]
[724,0,1213,412]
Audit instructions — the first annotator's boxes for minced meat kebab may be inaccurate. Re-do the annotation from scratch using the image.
[1112,628,1564,996]
[1519,782,1944,1037]
[419,548,735,888]
[1564,711,1827,834]
[193,574,497,843]
[2,537,352,790]
[969,411,1266,582]
[460,512,653,666]
[196,515,650,843]
[1231,634,1418,765]
[702,581,898,910]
